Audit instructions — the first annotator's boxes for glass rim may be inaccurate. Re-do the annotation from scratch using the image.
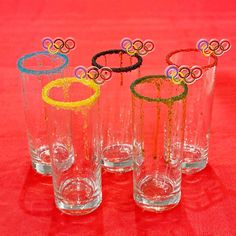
[130,75,188,104]
[91,49,143,73]
[42,77,100,110]
[17,51,69,75]
[166,48,218,70]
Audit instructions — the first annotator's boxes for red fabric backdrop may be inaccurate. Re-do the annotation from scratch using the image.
[0,0,236,235]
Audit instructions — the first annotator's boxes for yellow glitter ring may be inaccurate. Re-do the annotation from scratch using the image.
[171,71,185,85]
[47,42,59,54]
[125,44,136,56]
[201,44,212,57]
[42,77,100,110]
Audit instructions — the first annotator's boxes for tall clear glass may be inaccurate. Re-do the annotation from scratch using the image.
[42,77,102,215]
[166,49,218,174]
[131,75,188,212]
[92,49,143,172]
[17,51,69,175]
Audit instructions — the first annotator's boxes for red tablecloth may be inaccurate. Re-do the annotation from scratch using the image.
[0,0,236,235]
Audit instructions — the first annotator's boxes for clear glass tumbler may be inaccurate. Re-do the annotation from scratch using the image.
[131,75,188,212]
[17,51,69,175]
[92,49,143,172]
[42,77,102,215]
[166,49,218,174]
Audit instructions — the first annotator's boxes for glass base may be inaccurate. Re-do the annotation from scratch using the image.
[182,144,208,174]
[30,145,52,175]
[30,143,74,176]
[102,144,133,173]
[32,161,52,175]
[134,174,181,212]
[55,177,102,215]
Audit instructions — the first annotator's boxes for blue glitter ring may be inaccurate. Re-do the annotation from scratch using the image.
[17,51,69,75]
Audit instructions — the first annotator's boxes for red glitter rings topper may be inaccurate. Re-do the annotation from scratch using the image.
[42,37,76,54]
[165,65,203,85]
[196,38,231,57]
[120,37,155,56]
[74,66,112,85]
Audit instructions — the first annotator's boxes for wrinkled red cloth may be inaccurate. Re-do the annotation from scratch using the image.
[0,0,236,235]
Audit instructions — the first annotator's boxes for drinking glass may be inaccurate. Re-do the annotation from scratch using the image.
[131,75,188,212]
[166,49,218,174]
[17,51,69,175]
[42,77,102,215]
[92,49,143,172]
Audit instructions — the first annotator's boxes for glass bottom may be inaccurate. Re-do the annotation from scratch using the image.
[182,144,208,174]
[30,143,74,176]
[32,161,51,176]
[55,177,102,215]
[102,144,133,173]
[134,174,181,212]
[30,145,51,175]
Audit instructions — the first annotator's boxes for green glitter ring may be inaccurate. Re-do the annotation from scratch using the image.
[130,75,188,104]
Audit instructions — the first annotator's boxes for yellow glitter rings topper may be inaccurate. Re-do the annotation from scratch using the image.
[120,37,155,57]
[42,37,76,55]
[74,65,112,85]
[165,65,203,85]
[196,38,231,57]
[42,77,100,110]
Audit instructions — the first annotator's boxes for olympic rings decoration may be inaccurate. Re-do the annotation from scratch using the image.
[42,37,76,54]
[196,38,231,57]
[74,66,112,85]
[165,65,203,85]
[120,37,155,57]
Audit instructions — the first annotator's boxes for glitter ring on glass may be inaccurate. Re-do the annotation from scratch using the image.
[17,51,69,75]
[42,77,100,110]
[92,49,143,73]
[130,75,188,104]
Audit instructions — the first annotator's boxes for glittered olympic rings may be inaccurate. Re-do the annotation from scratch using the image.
[120,38,155,57]
[74,65,112,85]
[196,38,231,57]
[165,65,203,85]
[42,37,76,54]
